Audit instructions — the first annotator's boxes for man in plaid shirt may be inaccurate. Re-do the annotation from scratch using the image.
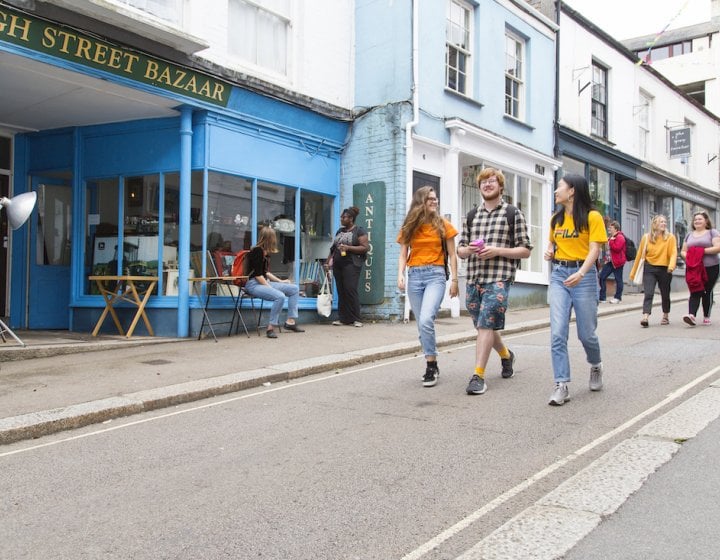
[457,167,533,395]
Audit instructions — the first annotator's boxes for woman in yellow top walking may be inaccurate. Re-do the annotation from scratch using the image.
[630,214,677,327]
[397,186,458,387]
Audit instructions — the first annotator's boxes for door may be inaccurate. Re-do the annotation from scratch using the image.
[28,177,72,329]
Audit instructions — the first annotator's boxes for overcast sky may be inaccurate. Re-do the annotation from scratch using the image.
[564,0,711,40]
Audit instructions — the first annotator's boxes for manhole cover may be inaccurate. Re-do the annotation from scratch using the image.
[141,359,172,365]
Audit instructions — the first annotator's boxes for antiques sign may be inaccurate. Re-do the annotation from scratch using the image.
[0,5,230,106]
[353,181,386,305]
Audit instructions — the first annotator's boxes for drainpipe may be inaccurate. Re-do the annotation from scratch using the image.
[177,106,193,337]
[403,0,419,323]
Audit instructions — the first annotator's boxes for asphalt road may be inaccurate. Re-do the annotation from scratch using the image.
[1,308,718,560]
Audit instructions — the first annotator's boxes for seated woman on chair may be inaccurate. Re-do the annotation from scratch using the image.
[245,226,305,339]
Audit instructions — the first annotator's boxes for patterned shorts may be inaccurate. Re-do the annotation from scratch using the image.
[465,280,510,330]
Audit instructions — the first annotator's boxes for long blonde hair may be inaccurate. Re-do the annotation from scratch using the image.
[649,214,670,243]
[398,186,445,245]
[256,226,279,254]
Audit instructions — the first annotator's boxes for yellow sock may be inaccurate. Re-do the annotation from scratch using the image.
[498,347,511,360]
[474,366,485,378]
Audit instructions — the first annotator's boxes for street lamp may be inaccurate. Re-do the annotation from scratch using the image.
[1,191,37,346]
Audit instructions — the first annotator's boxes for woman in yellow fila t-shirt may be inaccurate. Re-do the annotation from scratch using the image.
[397,186,458,388]
[543,174,608,407]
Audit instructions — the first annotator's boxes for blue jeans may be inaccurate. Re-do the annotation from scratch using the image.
[598,262,624,301]
[406,265,447,358]
[549,264,602,383]
[245,278,299,326]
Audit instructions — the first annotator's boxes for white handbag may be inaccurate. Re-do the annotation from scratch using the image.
[316,273,332,317]
[632,235,648,285]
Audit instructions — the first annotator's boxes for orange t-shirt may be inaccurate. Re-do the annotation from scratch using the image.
[397,220,458,267]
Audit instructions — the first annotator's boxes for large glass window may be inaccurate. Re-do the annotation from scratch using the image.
[561,156,585,177]
[446,0,472,95]
[299,192,333,297]
[588,166,610,217]
[505,32,525,119]
[229,0,289,76]
[591,63,608,138]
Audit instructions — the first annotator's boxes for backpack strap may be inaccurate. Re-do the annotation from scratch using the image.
[467,204,517,247]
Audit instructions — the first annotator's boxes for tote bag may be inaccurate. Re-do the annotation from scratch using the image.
[316,273,332,317]
[632,235,648,285]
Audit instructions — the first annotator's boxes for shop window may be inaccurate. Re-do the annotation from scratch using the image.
[561,156,585,177]
[85,178,119,294]
[256,181,295,280]
[589,166,610,217]
[299,192,333,297]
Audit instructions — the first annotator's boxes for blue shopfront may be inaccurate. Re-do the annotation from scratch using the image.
[2,7,347,337]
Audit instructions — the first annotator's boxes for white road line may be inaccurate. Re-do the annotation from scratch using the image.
[399,363,720,560]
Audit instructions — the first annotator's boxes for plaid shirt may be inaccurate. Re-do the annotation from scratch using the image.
[458,202,533,283]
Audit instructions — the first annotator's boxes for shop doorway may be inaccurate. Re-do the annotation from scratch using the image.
[28,176,72,329]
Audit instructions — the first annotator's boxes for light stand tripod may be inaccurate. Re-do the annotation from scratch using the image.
[1,191,38,348]
[0,318,25,346]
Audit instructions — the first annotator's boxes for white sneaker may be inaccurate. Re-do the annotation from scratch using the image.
[608,298,620,304]
[548,383,570,406]
[683,314,696,326]
[589,363,603,391]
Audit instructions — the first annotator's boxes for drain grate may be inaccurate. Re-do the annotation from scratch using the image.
[141,359,173,365]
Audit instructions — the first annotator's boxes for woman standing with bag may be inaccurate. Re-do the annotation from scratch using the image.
[326,207,368,327]
[397,186,458,387]
[629,215,677,327]
[543,174,607,406]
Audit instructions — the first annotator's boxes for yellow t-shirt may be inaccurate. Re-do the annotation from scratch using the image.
[550,210,608,261]
[397,220,458,267]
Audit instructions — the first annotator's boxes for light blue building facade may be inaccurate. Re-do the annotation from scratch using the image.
[348,0,560,319]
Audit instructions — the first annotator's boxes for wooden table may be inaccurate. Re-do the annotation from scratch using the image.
[89,275,158,338]
[191,276,250,341]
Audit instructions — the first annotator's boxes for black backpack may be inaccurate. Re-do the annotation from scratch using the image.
[624,235,637,261]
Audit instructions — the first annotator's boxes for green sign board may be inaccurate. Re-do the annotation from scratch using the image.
[0,5,230,107]
[354,181,386,305]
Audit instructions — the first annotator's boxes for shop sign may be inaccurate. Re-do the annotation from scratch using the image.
[353,181,386,305]
[668,128,691,158]
[0,5,229,106]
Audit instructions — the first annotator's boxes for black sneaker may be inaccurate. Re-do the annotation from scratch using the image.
[501,350,515,379]
[423,364,439,387]
[466,375,486,395]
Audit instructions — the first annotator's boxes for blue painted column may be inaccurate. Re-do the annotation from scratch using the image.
[177,106,193,337]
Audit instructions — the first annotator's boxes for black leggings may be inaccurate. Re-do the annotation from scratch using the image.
[642,264,672,315]
[688,264,719,318]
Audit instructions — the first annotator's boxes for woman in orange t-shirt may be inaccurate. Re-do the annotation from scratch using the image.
[397,186,458,387]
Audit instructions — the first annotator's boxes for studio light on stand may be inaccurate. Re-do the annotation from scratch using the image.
[0,192,37,347]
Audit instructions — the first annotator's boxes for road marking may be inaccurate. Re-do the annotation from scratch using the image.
[399,363,720,560]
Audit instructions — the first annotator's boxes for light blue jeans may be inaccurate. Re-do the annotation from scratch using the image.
[406,265,447,358]
[245,278,299,327]
[549,263,602,383]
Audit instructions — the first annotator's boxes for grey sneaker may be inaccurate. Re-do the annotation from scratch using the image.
[548,383,569,406]
[466,375,487,395]
[501,350,515,379]
[589,364,603,391]
[423,365,439,387]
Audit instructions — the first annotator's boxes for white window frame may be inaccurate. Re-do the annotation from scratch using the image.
[228,0,290,77]
[591,62,608,138]
[446,0,472,96]
[504,31,525,120]
[114,0,183,25]
[637,91,651,159]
